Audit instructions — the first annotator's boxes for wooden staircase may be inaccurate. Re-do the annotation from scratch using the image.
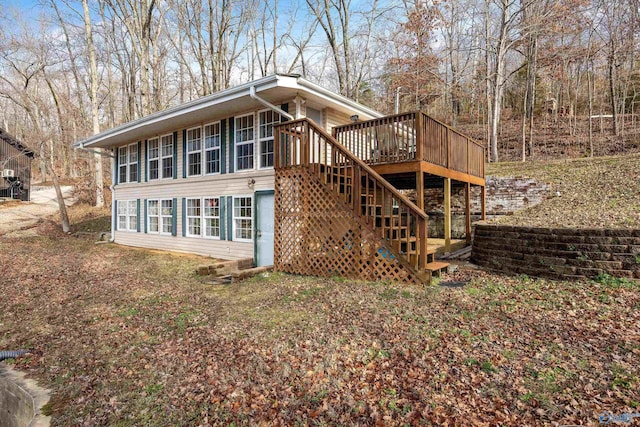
[274,118,447,285]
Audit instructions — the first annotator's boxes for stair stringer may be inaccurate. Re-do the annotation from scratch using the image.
[274,165,428,286]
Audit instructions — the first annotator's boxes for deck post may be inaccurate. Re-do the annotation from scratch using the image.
[416,171,424,210]
[465,182,471,244]
[418,217,427,271]
[481,185,486,220]
[415,112,423,162]
[444,177,451,252]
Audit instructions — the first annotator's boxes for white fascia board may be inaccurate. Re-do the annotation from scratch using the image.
[75,74,381,149]
[75,74,284,149]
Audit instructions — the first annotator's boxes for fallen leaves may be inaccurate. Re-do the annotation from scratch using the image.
[0,233,639,426]
[488,153,640,229]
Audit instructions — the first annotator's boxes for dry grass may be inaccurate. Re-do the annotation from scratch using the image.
[1,231,638,426]
[488,153,640,228]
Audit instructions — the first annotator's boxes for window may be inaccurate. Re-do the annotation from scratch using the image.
[204,122,221,174]
[118,143,139,183]
[186,198,201,237]
[128,143,138,182]
[185,197,221,239]
[149,135,173,180]
[148,137,159,180]
[117,200,137,232]
[233,196,252,241]
[186,127,202,176]
[258,110,280,168]
[203,197,220,238]
[235,114,254,171]
[147,199,173,234]
[161,134,174,178]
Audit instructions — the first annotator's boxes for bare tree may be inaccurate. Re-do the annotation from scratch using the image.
[82,0,105,207]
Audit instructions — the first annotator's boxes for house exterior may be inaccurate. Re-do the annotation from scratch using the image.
[0,129,34,201]
[75,74,381,266]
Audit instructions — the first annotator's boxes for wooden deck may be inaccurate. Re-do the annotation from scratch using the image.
[332,112,485,185]
[273,114,486,286]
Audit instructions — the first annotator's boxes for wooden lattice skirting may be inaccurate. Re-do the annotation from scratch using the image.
[274,166,427,285]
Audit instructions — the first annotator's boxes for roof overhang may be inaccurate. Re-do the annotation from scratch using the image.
[0,128,34,157]
[75,74,382,149]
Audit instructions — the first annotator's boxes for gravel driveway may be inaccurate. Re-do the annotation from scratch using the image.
[0,186,74,236]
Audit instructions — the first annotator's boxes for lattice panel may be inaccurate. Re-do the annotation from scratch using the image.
[274,166,426,286]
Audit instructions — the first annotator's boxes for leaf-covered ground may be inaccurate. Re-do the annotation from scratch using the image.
[487,153,640,229]
[1,226,639,426]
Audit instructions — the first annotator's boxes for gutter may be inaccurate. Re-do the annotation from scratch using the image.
[249,86,294,120]
[75,74,285,149]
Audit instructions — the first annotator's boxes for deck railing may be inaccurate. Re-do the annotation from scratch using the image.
[332,112,485,179]
[275,118,429,272]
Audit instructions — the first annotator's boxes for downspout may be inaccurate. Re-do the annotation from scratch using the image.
[249,86,294,121]
[109,148,116,242]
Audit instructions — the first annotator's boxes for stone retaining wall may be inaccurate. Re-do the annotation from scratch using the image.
[472,224,640,280]
[421,176,550,215]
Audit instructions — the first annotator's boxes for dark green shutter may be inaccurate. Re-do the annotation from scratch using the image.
[136,199,141,232]
[171,197,177,236]
[144,140,148,182]
[114,148,119,185]
[182,198,187,237]
[182,129,187,178]
[173,132,178,179]
[220,119,227,174]
[137,141,142,182]
[220,196,226,240]
[228,117,235,173]
[143,199,147,233]
[227,197,233,241]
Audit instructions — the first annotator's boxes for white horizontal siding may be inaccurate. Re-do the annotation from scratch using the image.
[114,170,274,200]
[114,231,254,260]
[109,99,345,259]
[326,107,351,132]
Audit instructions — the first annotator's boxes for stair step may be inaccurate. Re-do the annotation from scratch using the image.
[426,261,450,277]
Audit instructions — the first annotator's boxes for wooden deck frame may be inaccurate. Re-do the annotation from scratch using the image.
[333,113,487,252]
[273,111,487,285]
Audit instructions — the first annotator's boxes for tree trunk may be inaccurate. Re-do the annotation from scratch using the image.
[45,156,71,233]
[82,0,105,208]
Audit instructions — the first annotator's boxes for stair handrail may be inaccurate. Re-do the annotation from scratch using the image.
[275,118,427,221]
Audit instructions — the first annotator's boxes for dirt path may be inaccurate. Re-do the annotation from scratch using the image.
[0,186,74,236]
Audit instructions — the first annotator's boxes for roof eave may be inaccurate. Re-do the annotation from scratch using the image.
[75,74,381,149]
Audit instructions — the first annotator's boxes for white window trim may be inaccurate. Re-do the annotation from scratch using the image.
[147,137,160,181]
[117,199,137,232]
[186,126,202,177]
[184,197,222,239]
[185,197,201,238]
[147,198,173,236]
[160,133,174,179]
[203,121,222,176]
[235,113,255,172]
[203,197,221,240]
[118,143,138,184]
[232,195,253,242]
[258,108,279,170]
